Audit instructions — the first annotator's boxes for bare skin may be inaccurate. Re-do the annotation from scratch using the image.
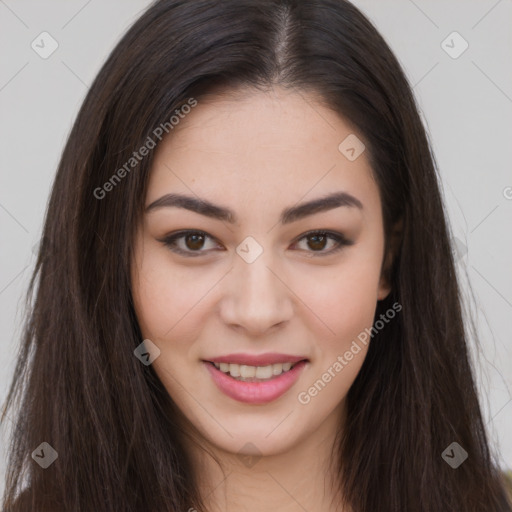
[131,86,393,512]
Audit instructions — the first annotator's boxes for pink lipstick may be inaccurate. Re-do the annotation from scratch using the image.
[202,353,308,404]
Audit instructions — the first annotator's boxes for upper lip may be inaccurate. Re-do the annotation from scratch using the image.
[205,353,308,366]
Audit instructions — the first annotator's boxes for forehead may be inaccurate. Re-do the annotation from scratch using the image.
[146,88,380,220]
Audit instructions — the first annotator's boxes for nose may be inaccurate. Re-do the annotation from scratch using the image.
[220,249,294,335]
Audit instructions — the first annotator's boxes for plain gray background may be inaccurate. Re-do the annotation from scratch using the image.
[1,0,511,496]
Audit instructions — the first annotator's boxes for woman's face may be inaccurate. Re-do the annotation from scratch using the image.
[131,87,391,456]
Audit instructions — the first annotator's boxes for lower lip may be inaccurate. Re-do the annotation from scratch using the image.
[203,360,308,404]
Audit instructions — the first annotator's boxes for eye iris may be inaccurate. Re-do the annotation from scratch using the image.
[307,234,327,251]
[185,233,205,250]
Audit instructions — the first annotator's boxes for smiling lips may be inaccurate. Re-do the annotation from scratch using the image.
[203,353,308,404]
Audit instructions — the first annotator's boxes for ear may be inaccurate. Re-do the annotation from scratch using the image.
[377,218,403,301]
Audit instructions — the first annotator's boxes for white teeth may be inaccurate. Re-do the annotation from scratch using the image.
[239,365,256,378]
[272,363,283,375]
[212,361,298,380]
[255,365,273,379]
[229,364,240,377]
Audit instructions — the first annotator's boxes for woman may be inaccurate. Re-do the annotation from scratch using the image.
[2,0,511,510]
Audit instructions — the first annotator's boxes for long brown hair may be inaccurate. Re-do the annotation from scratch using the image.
[2,0,511,510]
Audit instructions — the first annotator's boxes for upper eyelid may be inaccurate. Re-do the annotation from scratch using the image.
[163,229,347,242]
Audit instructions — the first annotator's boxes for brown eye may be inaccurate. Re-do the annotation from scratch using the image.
[306,233,328,251]
[160,230,221,257]
[184,233,206,250]
[160,229,352,258]
[292,231,353,256]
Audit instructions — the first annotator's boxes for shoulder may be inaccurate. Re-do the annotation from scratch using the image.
[503,470,512,491]
[502,470,512,506]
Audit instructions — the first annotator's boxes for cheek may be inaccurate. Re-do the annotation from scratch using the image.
[131,252,208,399]
[291,243,383,406]
[293,264,378,414]
[294,256,382,339]
[131,245,203,341]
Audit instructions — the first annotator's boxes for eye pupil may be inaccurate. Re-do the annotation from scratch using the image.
[185,233,205,250]
[308,234,327,251]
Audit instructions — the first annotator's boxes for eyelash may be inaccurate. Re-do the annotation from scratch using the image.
[159,229,353,258]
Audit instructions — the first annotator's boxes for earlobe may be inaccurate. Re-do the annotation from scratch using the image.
[377,269,392,300]
[377,246,394,300]
[377,280,392,301]
[377,217,403,301]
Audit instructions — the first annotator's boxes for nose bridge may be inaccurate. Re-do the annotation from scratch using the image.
[222,242,292,332]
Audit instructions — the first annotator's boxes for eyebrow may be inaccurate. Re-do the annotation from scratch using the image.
[145,191,363,225]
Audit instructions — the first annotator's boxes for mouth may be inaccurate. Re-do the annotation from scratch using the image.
[204,360,307,382]
[202,356,309,404]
